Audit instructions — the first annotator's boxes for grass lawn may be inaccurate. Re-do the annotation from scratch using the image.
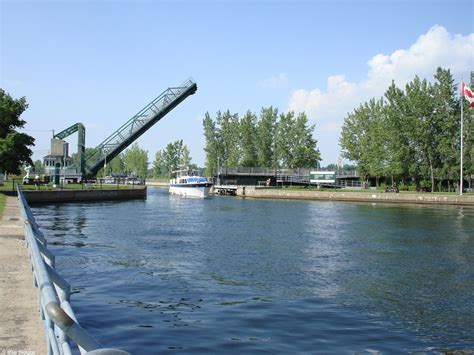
[0,193,6,218]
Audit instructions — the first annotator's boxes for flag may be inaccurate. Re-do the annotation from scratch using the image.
[462,80,474,108]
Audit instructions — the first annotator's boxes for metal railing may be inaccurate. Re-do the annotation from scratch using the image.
[17,186,129,355]
[217,167,359,178]
[335,179,363,188]
[85,78,197,176]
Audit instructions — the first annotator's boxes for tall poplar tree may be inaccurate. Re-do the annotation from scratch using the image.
[432,68,459,190]
[288,112,320,168]
[276,111,294,167]
[240,110,258,167]
[257,106,278,168]
[152,150,165,177]
[220,110,241,168]
[203,112,220,175]
[384,81,415,183]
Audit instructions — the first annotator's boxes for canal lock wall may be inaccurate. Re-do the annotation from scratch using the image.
[237,187,474,206]
[22,186,147,204]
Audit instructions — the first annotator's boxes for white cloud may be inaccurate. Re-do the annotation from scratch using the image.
[287,25,474,163]
[258,73,289,89]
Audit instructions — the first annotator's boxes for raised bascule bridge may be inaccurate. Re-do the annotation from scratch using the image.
[44,78,197,183]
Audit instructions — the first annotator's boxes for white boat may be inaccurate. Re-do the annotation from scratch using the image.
[169,170,213,198]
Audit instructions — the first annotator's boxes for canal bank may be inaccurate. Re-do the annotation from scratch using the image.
[237,187,474,206]
[2,186,147,204]
[146,179,169,187]
[0,196,46,354]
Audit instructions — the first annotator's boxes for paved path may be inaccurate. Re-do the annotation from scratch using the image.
[0,195,46,355]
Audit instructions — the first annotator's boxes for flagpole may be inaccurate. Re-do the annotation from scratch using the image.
[460,80,464,196]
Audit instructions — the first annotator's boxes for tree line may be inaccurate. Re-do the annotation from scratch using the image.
[89,140,194,178]
[340,67,474,192]
[202,107,321,175]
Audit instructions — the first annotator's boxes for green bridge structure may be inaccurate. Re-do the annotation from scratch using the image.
[85,78,197,177]
[48,78,197,180]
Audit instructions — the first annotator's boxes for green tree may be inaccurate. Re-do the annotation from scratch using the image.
[276,111,294,167]
[405,76,440,191]
[0,89,35,174]
[203,112,220,175]
[107,154,125,175]
[257,106,278,167]
[340,103,372,180]
[289,112,321,168]
[366,99,387,187]
[341,68,467,191]
[152,150,165,177]
[240,110,258,167]
[163,142,179,176]
[123,143,149,177]
[432,68,459,191]
[384,81,416,183]
[179,144,192,169]
[219,110,241,168]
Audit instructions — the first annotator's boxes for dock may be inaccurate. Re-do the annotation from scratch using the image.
[214,185,238,196]
[0,195,46,354]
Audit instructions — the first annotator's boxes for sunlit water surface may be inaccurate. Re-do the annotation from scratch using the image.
[33,187,474,354]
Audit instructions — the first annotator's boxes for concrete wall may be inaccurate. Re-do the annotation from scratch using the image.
[146,179,169,186]
[237,187,474,206]
[23,187,147,204]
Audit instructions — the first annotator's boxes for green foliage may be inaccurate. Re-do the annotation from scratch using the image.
[123,143,149,177]
[106,154,125,175]
[0,89,35,174]
[180,144,192,169]
[152,150,164,177]
[257,107,278,168]
[203,106,320,171]
[155,140,193,177]
[219,110,241,168]
[0,193,5,218]
[240,111,258,167]
[203,112,220,175]
[33,160,44,174]
[340,67,472,192]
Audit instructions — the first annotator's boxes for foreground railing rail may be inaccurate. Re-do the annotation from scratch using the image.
[17,186,129,355]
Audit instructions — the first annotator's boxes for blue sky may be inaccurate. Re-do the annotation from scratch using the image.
[1,0,473,167]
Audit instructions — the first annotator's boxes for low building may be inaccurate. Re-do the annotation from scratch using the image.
[43,138,82,184]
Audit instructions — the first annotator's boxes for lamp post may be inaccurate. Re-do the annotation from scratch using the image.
[104,155,107,178]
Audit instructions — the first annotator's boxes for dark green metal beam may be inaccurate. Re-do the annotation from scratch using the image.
[85,78,197,177]
[53,123,86,175]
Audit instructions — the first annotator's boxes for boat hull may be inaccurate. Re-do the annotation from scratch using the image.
[169,184,212,198]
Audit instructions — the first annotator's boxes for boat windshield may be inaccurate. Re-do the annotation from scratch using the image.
[186,177,207,183]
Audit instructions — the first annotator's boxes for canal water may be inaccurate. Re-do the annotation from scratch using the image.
[33,187,474,354]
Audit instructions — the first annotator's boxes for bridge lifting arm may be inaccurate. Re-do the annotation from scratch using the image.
[85,78,197,177]
[53,123,86,175]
